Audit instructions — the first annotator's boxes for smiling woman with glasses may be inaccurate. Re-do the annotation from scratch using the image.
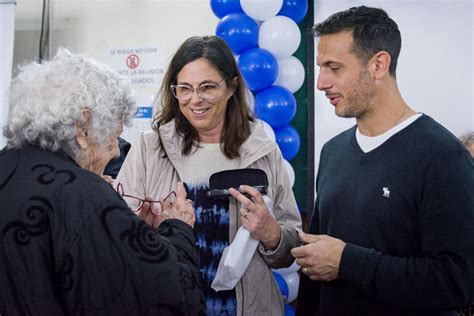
[117,35,301,316]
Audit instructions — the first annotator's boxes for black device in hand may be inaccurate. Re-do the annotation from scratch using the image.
[206,168,268,199]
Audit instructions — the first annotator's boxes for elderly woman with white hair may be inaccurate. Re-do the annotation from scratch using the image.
[0,49,204,315]
[459,131,474,159]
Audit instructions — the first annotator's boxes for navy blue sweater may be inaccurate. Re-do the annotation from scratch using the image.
[298,115,474,315]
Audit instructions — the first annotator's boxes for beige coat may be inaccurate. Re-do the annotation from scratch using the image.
[117,120,302,315]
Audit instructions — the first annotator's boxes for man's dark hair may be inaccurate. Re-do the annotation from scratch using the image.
[313,6,401,77]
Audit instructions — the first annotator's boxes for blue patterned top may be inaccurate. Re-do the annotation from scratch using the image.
[186,182,236,316]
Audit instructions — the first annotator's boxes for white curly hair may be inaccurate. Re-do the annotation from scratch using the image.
[4,48,136,161]
[459,131,474,147]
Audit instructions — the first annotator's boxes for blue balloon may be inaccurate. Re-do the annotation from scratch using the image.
[278,0,309,23]
[210,0,243,18]
[216,13,258,55]
[255,85,297,128]
[284,304,295,316]
[275,125,301,161]
[238,48,278,92]
[273,272,288,299]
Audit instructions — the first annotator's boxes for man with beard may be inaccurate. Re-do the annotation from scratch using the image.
[292,6,474,315]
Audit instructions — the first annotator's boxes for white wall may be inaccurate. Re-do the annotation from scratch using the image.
[0,2,15,148]
[14,0,220,142]
[313,0,474,177]
[15,1,219,65]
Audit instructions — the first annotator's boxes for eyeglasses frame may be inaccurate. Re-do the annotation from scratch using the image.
[170,78,226,102]
[116,182,176,213]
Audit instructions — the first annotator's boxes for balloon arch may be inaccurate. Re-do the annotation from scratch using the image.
[212,0,308,313]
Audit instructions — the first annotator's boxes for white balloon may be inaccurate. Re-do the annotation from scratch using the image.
[258,16,301,58]
[283,159,295,187]
[273,260,300,276]
[274,56,305,93]
[283,272,300,303]
[240,0,283,21]
[257,119,276,142]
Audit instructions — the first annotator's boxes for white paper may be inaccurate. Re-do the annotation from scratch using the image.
[212,196,274,291]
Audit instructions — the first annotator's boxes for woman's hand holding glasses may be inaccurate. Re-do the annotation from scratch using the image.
[139,197,163,229]
[116,181,194,229]
[159,182,195,228]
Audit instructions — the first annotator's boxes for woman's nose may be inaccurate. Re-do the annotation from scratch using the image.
[189,88,204,103]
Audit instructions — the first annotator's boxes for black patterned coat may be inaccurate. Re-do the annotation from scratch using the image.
[0,146,204,315]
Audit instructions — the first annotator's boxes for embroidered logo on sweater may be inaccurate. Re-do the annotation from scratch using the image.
[382,187,390,198]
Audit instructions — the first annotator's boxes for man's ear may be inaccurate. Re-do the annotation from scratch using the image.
[75,109,92,149]
[369,51,391,79]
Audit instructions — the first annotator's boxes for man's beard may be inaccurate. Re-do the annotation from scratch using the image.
[336,68,374,119]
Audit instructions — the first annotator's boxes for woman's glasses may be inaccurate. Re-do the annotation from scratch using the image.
[170,78,226,102]
[115,182,175,213]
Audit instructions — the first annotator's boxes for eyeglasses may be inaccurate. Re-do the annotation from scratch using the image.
[115,182,175,214]
[170,78,226,102]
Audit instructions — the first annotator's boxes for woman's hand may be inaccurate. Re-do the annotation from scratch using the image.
[102,174,115,185]
[138,199,163,228]
[160,182,195,228]
[139,182,194,228]
[228,185,281,251]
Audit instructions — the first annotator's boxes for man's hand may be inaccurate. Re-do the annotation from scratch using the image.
[291,231,346,281]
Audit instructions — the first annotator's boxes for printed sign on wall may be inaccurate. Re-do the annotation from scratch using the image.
[106,44,169,143]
